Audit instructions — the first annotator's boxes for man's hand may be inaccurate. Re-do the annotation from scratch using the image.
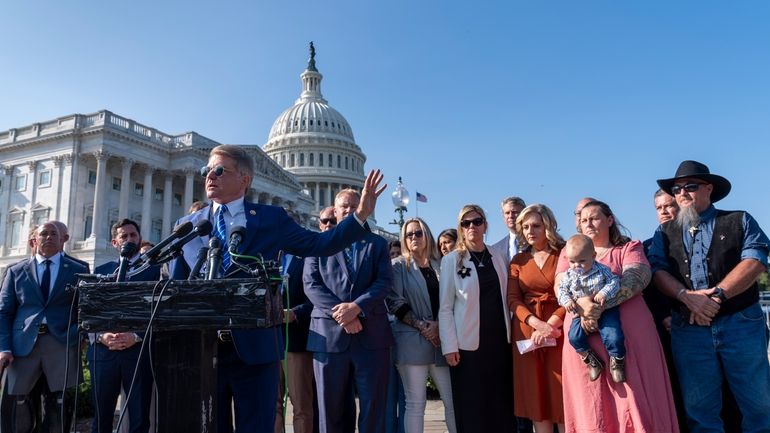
[576,296,603,321]
[445,352,460,366]
[101,332,138,351]
[354,169,387,222]
[681,288,720,325]
[0,352,13,374]
[564,300,578,314]
[581,318,599,334]
[332,302,362,326]
[342,317,363,334]
[282,309,297,324]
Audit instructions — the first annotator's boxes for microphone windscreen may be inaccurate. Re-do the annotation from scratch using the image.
[120,242,138,258]
[195,220,213,236]
[173,221,194,237]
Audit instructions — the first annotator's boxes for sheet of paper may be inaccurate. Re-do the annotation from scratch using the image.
[516,337,557,354]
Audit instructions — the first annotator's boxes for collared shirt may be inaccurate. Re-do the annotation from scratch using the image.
[34,252,62,324]
[508,234,519,262]
[211,198,247,238]
[557,261,620,307]
[648,205,770,290]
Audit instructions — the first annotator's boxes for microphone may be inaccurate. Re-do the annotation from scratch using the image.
[115,242,138,282]
[155,220,213,263]
[131,221,193,268]
[206,237,222,280]
[228,225,247,254]
[188,246,210,280]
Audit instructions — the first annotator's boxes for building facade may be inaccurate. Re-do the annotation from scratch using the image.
[0,110,315,270]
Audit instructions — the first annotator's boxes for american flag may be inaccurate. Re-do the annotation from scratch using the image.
[416,192,428,203]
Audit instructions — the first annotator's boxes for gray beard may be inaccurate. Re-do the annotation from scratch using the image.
[676,204,701,229]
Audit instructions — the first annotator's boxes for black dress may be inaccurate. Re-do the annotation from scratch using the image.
[450,248,514,433]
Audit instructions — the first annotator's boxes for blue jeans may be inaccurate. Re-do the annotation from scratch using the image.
[568,306,625,358]
[671,302,770,433]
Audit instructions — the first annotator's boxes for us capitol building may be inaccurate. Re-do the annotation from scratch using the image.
[0,44,386,271]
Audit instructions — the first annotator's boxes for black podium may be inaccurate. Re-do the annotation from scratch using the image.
[78,277,283,433]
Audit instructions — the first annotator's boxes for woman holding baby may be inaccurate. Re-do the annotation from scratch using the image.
[555,199,678,432]
[507,204,566,433]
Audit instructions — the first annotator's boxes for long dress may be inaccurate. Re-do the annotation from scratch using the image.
[507,250,565,423]
[556,240,679,433]
[450,249,514,433]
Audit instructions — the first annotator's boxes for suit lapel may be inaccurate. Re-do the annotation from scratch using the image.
[22,258,44,303]
[334,251,351,281]
[50,256,73,301]
[241,201,261,255]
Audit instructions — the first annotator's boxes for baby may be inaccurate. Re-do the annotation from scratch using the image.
[558,234,626,383]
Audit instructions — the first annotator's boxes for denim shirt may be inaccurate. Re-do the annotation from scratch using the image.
[648,205,770,290]
[557,261,620,307]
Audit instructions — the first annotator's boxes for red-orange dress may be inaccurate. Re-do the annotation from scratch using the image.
[507,250,565,423]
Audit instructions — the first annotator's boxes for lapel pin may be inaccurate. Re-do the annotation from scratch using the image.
[720,234,725,241]
[249,210,256,215]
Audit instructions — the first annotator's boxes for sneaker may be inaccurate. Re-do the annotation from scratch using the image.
[610,356,626,383]
[580,350,604,381]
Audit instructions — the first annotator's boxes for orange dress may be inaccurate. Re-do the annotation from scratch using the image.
[507,250,565,423]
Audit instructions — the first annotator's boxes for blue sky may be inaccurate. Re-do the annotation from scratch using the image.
[1,1,769,243]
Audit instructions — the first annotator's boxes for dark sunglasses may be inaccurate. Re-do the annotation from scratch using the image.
[671,183,704,195]
[405,230,424,239]
[460,217,485,228]
[320,218,337,225]
[200,165,226,178]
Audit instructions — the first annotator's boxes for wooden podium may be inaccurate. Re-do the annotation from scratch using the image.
[78,276,282,433]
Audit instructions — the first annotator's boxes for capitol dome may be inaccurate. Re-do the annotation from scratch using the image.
[264,43,366,212]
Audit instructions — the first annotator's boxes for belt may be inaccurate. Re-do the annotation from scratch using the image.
[38,324,48,335]
[217,330,233,343]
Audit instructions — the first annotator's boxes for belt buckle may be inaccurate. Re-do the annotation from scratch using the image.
[217,330,232,343]
[38,324,48,335]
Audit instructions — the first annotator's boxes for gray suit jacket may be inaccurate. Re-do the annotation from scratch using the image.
[0,255,88,357]
[491,233,518,265]
[386,256,446,366]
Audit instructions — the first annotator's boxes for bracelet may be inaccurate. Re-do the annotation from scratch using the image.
[676,288,686,301]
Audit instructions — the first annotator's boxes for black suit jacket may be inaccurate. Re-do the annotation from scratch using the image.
[282,255,313,353]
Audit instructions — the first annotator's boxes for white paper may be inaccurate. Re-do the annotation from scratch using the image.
[516,337,557,354]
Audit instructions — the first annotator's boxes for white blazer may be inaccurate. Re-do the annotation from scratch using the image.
[438,246,511,355]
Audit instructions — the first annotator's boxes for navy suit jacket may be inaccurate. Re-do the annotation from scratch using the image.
[171,200,370,364]
[0,255,89,356]
[282,255,314,353]
[303,233,394,353]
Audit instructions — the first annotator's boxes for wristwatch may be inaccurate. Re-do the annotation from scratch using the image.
[711,286,728,302]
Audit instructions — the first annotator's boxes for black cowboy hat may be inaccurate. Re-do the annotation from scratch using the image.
[656,160,731,203]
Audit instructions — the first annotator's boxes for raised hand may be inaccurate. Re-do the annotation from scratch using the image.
[354,169,387,221]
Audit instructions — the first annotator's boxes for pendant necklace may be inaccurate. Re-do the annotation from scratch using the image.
[470,249,487,267]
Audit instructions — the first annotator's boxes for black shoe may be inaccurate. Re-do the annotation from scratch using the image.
[610,356,626,383]
[580,350,604,381]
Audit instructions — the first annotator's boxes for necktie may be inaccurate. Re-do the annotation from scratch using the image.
[216,205,231,273]
[40,259,51,303]
[343,246,356,277]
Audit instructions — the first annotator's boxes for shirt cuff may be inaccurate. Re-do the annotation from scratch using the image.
[740,249,769,266]
[353,212,365,227]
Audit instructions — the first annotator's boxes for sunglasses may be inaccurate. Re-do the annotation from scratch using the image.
[200,165,227,178]
[320,218,337,225]
[460,217,485,228]
[405,230,424,239]
[671,183,705,195]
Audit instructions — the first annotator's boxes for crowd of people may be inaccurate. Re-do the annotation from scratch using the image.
[0,151,768,433]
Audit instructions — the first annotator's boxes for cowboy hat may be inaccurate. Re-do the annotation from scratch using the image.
[656,160,731,203]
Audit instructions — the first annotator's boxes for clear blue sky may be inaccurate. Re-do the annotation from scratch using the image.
[1,1,769,243]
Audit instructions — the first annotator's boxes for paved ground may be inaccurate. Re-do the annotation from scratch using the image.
[279,398,450,433]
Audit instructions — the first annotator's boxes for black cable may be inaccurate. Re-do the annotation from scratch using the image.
[63,282,79,433]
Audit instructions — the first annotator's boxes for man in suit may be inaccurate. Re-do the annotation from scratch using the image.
[171,145,385,433]
[490,196,526,265]
[88,218,159,433]
[304,189,394,433]
[0,221,89,432]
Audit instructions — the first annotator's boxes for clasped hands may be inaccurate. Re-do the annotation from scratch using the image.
[332,302,363,334]
[680,287,721,326]
[416,320,440,347]
[99,332,138,351]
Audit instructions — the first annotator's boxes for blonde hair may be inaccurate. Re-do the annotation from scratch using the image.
[335,188,361,202]
[455,204,487,265]
[400,217,440,264]
[515,204,566,252]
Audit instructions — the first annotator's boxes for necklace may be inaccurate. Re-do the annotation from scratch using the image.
[469,249,487,267]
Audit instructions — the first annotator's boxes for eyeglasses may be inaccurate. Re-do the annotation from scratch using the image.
[671,183,705,195]
[200,165,227,178]
[460,217,485,228]
[405,230,424,239]
[320,218,337,225]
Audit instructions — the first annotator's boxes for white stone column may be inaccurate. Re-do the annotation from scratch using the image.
[162,173,173,238]
[89,151,110,239]
[314,183,320,212]
[118,158,134,218]
[0,166,13,256]
[183,168,195,213]
[325,183,332,209]
[141,166,155,236]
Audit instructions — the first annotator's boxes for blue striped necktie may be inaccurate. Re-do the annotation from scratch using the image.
[216,204,231,273]
[343,246,356,277]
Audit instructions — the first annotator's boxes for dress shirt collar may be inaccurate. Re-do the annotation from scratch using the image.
[211,197,245,217]
[698,205,718,222]
[35,252,62,266]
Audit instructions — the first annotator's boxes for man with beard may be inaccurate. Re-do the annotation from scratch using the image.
[648,160,770,432]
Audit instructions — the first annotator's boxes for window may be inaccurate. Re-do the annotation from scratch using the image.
[135,183,144,197]
[289,154,295,167]
[345,157,349,170]
[151,219,163,243]
[328,154,332,167]
[319,153,324,166]
[38,170,51,188]
[281,154,286,167]
[112,177,121,190]
[309,153,314,166]
[173,193,182,206]
[337,155,341,168]
[299,154,305,167]
[83,215,93,240]
[33,208,50,226]
[15,174,27,191]
[9,211,25,247]
[155,188,163,201]
[88,170,97,185]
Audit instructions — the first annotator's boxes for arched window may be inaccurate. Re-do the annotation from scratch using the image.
[319,153,324,166]
[299,153,305,167]
[328,154,333,167]
[281,154,286,166]
[345,156,349,169]
[290,154,295,167]
[309,153,314,166]
[337,155,341,168]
